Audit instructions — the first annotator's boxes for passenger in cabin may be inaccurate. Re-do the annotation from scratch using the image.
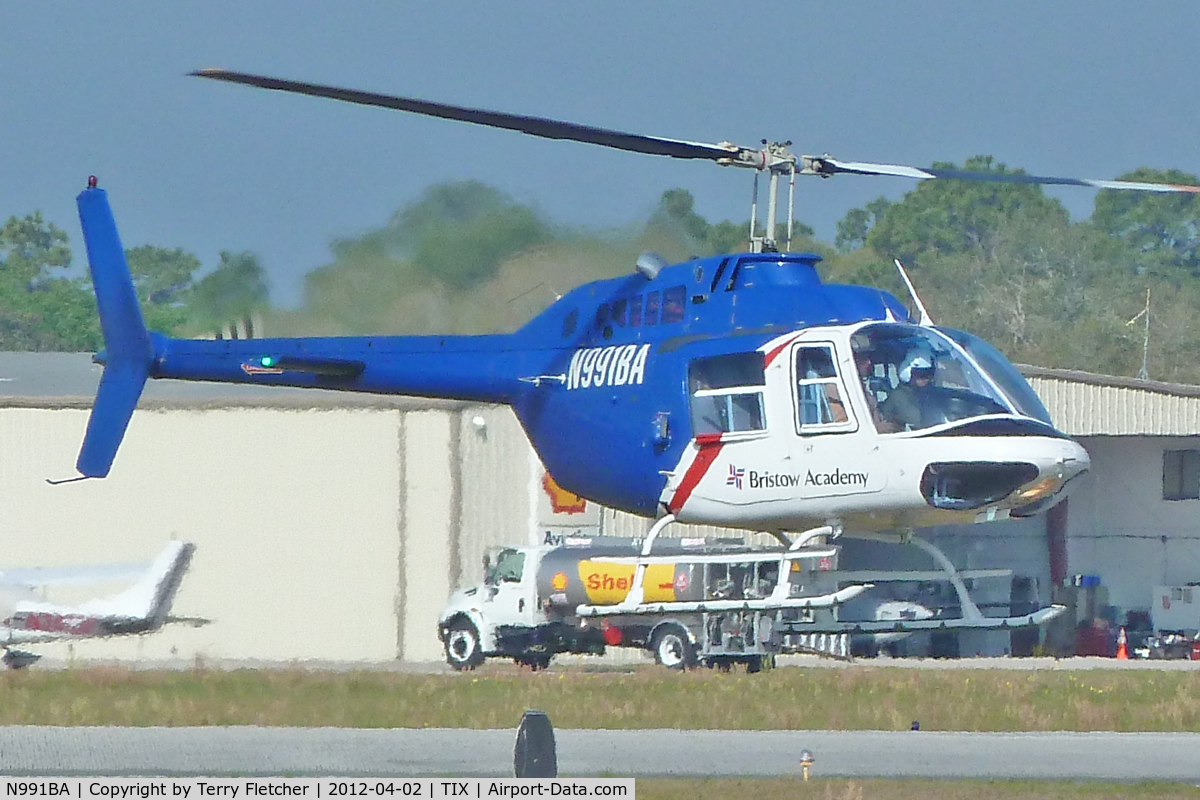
[821,378,849,423]
[854,349,889,430]
[879,354,936,431]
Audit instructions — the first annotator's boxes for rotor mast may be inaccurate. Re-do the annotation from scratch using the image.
[717,141,798,253]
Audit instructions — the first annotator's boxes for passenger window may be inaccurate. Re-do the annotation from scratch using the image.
[611,298,627,327]
[629,295,643,327]
[645,291,661,326]
[561,309,578,338]
[689,353,766,436]
[662,285,686,323]
[795,345,855,432]
[594,303,610,329]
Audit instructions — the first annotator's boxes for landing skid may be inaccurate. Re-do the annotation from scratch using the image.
[781,605,1066,636]
[782,527,1067,637]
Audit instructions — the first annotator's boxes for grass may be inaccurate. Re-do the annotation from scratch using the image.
[1,663,1199,730]
[637,778,1200,800]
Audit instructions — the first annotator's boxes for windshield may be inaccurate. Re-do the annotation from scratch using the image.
[851,324,1012,432]
[938,328,1053,424]
[486,548,526,584]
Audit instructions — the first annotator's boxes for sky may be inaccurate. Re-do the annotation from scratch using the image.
[3,2,1200,307]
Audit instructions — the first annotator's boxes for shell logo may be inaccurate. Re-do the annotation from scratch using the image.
[543,471,588,514]
[551,571,569,591]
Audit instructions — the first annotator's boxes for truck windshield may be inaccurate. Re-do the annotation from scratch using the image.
[852,323,1012,433]
[487,549,525,584]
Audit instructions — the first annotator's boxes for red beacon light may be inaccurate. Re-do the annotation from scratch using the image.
[87,176,98,189]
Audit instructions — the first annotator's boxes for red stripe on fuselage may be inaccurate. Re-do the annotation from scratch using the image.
[763,333,801,368]
[667,437,725,514]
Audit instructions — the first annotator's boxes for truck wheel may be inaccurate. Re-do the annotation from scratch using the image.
[652,624,695,670]
[445,619,485,671]
[746,654,774,674]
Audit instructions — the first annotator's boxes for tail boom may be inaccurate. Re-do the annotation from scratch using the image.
[73,182,535,476]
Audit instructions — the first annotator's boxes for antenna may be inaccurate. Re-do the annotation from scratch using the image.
[893,259,934,327]
[1126,287,1151,380]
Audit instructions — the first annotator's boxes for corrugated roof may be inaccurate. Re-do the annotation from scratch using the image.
[1020,365,1200,436]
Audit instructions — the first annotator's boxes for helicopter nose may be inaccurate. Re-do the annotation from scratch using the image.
[1009,437,1091,515]
[918,435,1089,513]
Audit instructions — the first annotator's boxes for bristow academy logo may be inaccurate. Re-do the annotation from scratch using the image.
[726,464,746,489]
[725,466,869,490]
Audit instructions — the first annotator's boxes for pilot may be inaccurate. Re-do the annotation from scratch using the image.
[880,354,935,431]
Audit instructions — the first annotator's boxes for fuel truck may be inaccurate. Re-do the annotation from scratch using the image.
[437,535,867,671]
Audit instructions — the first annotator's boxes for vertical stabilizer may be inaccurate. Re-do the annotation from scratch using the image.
[75,183,156,478]
[77,541,196,628]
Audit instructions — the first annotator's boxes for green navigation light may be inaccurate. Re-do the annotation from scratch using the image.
[260,356,276,368]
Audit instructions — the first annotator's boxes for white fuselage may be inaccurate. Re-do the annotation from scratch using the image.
[662,324,1089,532]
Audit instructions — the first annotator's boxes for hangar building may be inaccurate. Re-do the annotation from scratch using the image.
[1,353,1197,664]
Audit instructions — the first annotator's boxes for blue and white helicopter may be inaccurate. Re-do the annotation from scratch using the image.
[69,70,1200,636]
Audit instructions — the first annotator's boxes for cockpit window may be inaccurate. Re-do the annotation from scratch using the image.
[851,324,1012,432]
[938,328,1053,424]
[689,353,766,436]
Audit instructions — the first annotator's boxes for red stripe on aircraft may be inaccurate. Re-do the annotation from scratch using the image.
[763,334,801,368]
[667,436,725,513]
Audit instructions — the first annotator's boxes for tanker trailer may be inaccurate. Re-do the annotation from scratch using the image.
[438,537,861,671]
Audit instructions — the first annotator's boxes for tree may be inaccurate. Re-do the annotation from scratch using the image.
[0,213,99,350]
[125,245,201,334]
[835,197,891,252]
[185,251,270,331]
[648,188,815,257]
[391,181,552,289]
[1091,167,1200,279]
[865,156,1068,262]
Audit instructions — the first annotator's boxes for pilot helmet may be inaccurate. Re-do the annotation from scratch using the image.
[900,354,935,383]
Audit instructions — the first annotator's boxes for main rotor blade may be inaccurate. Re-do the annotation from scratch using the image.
[811,156,1200,193]
[192,69,742,163]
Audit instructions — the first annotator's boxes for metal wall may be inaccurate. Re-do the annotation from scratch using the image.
[1,406,406,663]
[1067,435,1200,612]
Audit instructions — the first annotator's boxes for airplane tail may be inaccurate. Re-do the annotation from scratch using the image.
[75,183,158,478]
[77,541,196,630]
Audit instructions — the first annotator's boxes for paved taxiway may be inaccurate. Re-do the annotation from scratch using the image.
[1,727,1198,780]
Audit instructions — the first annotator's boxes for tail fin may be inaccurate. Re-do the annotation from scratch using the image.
[78,541,196,629]
[75,183,157,478]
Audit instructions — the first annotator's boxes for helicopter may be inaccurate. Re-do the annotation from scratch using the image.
[66,71,1200,634]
